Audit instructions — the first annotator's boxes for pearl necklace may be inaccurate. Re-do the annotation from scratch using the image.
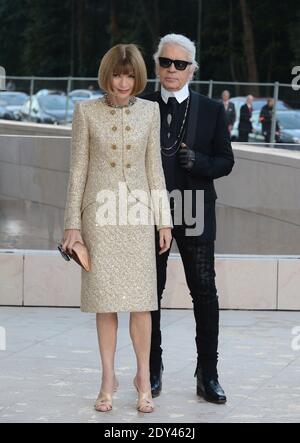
[104,94,137,108]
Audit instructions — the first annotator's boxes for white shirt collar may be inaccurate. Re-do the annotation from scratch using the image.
[161,83,190,104]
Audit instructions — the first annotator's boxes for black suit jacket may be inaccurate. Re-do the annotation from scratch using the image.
[223,101,236,126]
[238,103,253,132]
[144,89,235,240]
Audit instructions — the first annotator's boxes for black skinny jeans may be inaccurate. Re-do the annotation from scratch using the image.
[150,228,219,378]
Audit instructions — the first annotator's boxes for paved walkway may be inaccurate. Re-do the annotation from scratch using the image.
[0,307,300,423]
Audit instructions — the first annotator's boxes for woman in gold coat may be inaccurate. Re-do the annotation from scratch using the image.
[61,44,172,413]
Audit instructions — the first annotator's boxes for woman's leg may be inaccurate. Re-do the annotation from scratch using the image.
[130,311,153,410]
[96,313,118,394]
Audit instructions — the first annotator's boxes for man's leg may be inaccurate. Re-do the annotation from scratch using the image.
[265,131,271,143]
[150,228,172,396]
[175,236,218,375]
[239,130,248,142]
[175,235,226,403]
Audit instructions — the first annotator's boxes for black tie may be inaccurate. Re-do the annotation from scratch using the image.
[166,97,178,139]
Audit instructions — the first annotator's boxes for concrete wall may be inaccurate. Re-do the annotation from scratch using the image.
[0,119,70,136]
[0,121,70,249]
[0,122,300,254]
[215,144,300,254]
[0,249,299,310]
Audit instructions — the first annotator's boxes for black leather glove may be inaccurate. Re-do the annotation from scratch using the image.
[178,143,196,171]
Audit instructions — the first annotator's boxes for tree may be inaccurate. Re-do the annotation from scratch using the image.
[0,0,28,75]
[22,0,71,76]
[0,0,298,88]
[239,0,259,94]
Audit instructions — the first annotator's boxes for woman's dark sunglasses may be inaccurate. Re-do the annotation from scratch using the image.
[158,57,192,71]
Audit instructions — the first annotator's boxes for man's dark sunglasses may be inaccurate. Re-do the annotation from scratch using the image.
[158,57,192,71]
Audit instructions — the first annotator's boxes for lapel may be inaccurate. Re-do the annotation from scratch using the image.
[185,89,200,148]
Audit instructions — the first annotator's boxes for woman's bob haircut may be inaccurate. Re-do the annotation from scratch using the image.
[98,44,147,96]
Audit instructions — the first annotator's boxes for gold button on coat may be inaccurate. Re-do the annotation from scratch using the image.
[110,110,116,115]
[112,125,117,131]
[126,144,131,150]
[111,144,117,150]
[125,125,131,131]
[110,161,116,167]
[126,163,131,168]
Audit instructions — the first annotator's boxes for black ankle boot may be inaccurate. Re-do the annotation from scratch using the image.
[150,361,164,398]
[195,365,227,404]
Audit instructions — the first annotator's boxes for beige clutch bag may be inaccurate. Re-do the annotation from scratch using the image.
[58,241,91,272]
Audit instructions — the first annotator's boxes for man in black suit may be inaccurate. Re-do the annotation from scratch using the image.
[259,99,280,143]
[221,90,236,135]
[238,95,254,142]
[144,34,234,404]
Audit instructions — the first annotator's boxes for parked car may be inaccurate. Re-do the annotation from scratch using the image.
[0,91,29,120]
[68,88,103,103]
[278,111,300,144]
[249,110,300,144]
[229,97,290,141]
[20,94,74,124]
[0,104,14,120]
[36,89,66,97]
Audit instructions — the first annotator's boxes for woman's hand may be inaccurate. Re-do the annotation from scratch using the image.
[159,227,172,255]
[61,229,84,254]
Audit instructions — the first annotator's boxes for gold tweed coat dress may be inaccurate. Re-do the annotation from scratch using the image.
[63,96,172,313]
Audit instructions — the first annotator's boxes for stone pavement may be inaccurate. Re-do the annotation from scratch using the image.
[0,307,300,423]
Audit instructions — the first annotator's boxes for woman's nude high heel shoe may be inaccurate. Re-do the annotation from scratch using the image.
[94,378,119,412]
[133,377,154,413]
